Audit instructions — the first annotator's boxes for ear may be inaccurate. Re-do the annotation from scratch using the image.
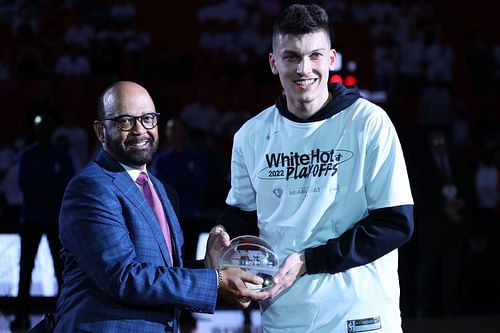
[94,121,105,144]
[329,49,337,72]
[269,52,278,75]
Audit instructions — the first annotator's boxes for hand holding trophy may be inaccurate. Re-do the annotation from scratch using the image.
[218,235,279,291]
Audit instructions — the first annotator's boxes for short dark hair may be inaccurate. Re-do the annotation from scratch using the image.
[272,4,331,48]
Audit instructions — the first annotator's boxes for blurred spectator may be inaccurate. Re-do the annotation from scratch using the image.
[370,12,397,43]
[324,0,348,24]
[424,27,453,84]
[396,23,425,96]
[370,0,398,25]
[413,127,474,317]
[119,21,151,54]
[152,117,209,221]
[218,95,253,158]
[64,15,95,51]
[54,43,91,77]
[418,76,452,130]
[189,127,229,223]
[52,108,89,172]
[0,146,17,196]
[219,96,253,141]
[237,12,270,57]
[197,0,247,25]
[10,114,75,331]
[11,1,39,41]
[92,20,121,80]
[0,137,25,222]
[475,146,499,212]
[450,102,472,155]
[372,33,397,93]
[117,20,151,82]
[199,19,237,54]
[180,86,220,135]
[110,1,136,24]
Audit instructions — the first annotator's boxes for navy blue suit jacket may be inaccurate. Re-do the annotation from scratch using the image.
[54,150,217,333]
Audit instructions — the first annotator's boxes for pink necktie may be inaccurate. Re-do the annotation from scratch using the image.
[136,172,174,263]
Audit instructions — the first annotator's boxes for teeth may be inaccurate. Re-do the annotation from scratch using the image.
[130,140,148,146]
[296,79,315,86]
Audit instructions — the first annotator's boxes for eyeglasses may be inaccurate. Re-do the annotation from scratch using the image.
[102,113,160,131]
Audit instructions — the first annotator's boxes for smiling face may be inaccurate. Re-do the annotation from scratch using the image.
[94,82,159,168]
[269,30,336,119]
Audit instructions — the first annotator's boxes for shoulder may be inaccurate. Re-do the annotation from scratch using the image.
[234,105,278,141]
[66,161,108,191]
[346,98,393,130]
[348,98,386,118]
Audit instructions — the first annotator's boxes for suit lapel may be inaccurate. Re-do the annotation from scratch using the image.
[95,150,174,266]
[150,174,183,266]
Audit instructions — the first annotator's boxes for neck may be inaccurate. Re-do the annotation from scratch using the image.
[287,91,331,120]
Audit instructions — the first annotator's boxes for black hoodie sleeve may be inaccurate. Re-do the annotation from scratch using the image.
[215,204,413,274]
[305,205,414,274]
[216,205,259,237]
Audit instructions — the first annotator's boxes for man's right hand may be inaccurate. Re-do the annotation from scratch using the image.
[218,267,271,308]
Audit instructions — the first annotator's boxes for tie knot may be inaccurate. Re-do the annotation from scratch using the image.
[136,172,149,186]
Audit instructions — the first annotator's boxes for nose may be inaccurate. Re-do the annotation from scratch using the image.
[297,57,312,75]
[131,117,147,134]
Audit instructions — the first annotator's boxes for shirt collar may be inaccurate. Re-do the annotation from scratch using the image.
[119,162,147,182]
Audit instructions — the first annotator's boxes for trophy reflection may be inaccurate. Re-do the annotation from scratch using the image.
[218,235,279,291]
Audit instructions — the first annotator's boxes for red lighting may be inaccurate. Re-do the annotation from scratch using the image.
[345,75,357,87]
[329,74,343,84]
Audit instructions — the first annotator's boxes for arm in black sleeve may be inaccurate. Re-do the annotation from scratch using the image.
[305,204,414,274]
[185,206,258,269]
[215,205,258,238]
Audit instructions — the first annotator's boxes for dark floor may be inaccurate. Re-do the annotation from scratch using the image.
[402,315,500,333]
[1,300,500,333]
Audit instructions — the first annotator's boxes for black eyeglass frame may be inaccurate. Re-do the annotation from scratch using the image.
[101,112,160,131]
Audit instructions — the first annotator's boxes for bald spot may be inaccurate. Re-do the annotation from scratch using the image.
[100,81,155,118]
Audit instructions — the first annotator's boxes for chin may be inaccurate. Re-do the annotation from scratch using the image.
[120,149,154,167]
[295,93,317,104]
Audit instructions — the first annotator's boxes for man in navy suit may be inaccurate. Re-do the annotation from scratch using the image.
[53,81,269,332]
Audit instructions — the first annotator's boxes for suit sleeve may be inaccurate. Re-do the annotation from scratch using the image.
[59,173,218,313]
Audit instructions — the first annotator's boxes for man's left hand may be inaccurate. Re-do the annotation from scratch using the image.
[204,225,230,268]
[267,252,306,298]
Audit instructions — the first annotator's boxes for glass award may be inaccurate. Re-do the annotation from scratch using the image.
[218,235,279,291]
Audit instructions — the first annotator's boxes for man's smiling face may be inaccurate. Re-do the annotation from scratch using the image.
[269,30,336,119]
[97,82,159,168]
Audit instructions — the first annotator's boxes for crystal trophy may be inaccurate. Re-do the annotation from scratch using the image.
[218,235,279,291]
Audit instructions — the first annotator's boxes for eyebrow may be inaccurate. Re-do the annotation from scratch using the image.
[281,48,326,56]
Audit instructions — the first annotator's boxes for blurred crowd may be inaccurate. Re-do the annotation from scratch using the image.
[0,0,498,320]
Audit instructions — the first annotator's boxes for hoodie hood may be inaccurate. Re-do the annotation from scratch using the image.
[276,83,361,123]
